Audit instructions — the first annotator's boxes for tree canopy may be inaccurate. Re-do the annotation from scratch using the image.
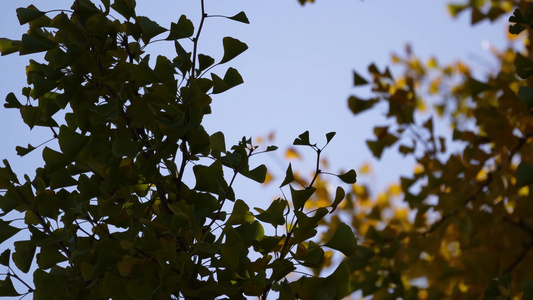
[0,0,532,299]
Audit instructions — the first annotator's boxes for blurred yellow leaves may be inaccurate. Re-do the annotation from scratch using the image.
[285,147,301,160]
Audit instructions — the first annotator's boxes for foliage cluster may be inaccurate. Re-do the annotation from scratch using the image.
[0,0,357,299]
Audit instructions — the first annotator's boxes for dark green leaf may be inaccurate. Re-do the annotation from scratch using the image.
[241,164,267,183]
[330,186,345,213]
[136,16,167,44]
[517,161,533,187]
[228,11,250,24]
[12,240,36,273]
[291,186,315,211]
[57,125,89,160]
[112,138,140,158]
[518,86,533,108]
[0,249,10,267]
[49,168,78,189]
[0,277,20,297]
[211,67,244,94]
[293,131,311,146]
[198,54,215,72]
[127,284,154,300]
[353,70,369,86]
[111,0,136,20]
[0,220,21,244]
[31,73,57,99]
[337,169,357,184]
[36,244,67,269]
[227,199,254,225]
[325,132,336,144]
[20,33,56,55]
[280,163,295,187]
[219,37,248,64]
[256,198,287,227]
[167,15,194,40]
[467,78,492,96]
[210,131,226,154]
[523,278,533,300]
[16,144,36,157]
[324,222,357,256]
[16,6,46,25]
[220,226,243,269]
[4,93,22,109]
[348,96,379,115]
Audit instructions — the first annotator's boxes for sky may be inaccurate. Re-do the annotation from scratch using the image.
[0,0,512,296]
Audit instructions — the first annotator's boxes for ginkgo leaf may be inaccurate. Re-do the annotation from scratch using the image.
[516,162,533,187]
[353,70,369,86]
[324,222,357,256]
[280,163,295,187]
[228,11,250,24]
[330,186,345,213]
[0,38,21,56]
[16,6,46,25]
[337,169,357,184]
[0,277,20,297]
[219,37,248,64]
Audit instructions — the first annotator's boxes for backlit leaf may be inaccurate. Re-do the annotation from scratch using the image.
[219,37,248,64]
[0,277,20,297]
[0,38,21,56]
[280,163,295,187]
[291,186,315,211]
[353,70,369,86]
[12,240,36,273]
[228,11,250,24]
[325,223,357,256]
[0,220,21,244]
[337,169,357,184]
[330,186,345,213]
[16,6,46,25]
[517,162,533,187]
[167,15,194,40]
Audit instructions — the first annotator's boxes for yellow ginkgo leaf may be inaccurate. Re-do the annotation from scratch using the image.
[359,163,372,174]
[285,147,301,160]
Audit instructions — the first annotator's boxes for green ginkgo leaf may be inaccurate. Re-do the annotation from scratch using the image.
[219,37,248,64]
[324,222,357,256]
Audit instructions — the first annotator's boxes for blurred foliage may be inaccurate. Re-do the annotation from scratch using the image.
[306,0,533,298]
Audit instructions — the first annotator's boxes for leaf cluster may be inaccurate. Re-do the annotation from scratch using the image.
[0,1,358,299]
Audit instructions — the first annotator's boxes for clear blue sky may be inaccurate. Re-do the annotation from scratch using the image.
[0,0,511,296]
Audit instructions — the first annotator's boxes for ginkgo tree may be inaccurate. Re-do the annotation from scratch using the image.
[304,0,533,298]
[0,0,358,299]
